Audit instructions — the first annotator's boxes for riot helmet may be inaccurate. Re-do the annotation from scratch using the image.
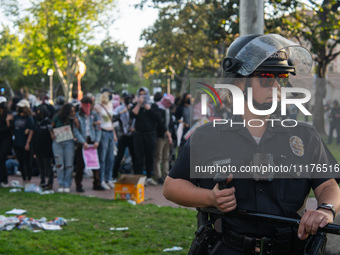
[222,34,313,112]
[222,34,312,77]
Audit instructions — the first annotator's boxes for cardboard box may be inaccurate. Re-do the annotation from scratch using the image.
[114,175,146,204]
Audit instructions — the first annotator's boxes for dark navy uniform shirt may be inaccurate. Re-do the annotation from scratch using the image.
[169,116,338,237]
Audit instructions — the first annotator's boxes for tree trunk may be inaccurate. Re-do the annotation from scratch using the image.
[180,55,191,94]
[313,62,327,135]
[313,78,326,135]
[53,58,69,100]
[216,41,227,77]
[65,51,75,101]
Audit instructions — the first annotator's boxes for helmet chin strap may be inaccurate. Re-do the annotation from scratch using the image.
[252,100,273,111]
[243,78,281,115]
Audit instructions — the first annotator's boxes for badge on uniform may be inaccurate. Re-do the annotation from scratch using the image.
[289,136,304,157]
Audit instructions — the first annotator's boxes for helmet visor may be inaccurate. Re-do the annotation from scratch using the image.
[234,34,313,76]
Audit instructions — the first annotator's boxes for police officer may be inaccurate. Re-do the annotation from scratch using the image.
[163,34,340,255]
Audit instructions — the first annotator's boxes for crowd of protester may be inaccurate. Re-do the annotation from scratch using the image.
[1,85,339,192]
[0,87,198,192]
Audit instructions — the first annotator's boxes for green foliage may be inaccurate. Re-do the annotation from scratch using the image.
[0,25,61,96]
[0,26,24,95]
[0,0,146,99]
[83,38,142,94]
[0,27,23,74]
[6,0,117,99]
[0,190,196,254]
[265,0,340,134]
[141,1,239,93]
[266,0,340,78]
[0,22,140,97]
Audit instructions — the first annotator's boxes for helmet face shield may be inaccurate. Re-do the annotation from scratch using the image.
[232,34,313,76]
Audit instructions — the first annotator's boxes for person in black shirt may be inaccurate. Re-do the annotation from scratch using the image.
[8,99,35,185]
[130,87,161,186]
[0,97,12,187]
[32,104,54,190]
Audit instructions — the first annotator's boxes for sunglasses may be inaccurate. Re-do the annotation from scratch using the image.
[251,73,289,88]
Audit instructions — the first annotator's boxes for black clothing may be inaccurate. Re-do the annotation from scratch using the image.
[130,102,161,176]
[74,137,101,190]
[112,104,136,177]
[31,117,54,185]
[133,131,157,178]
[0,110,12,184]
[32,117,53,158]
[14,146,32,181]
[34,103,54,119]
[169,116,337,254]
[0,136,11,184]
[0,110,11,139]
[130,103,161,133]
[13,115,34,149]
[156,107,174,138]
[113,135,136,178]
[75,143,85,190]
[174,104,191,125]
[35,155,53,185]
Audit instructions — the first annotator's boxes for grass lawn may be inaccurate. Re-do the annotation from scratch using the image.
[0,189,196,255]
[2,130,340,254]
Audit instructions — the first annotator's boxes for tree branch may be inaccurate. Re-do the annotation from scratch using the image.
[329,50,340,62]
